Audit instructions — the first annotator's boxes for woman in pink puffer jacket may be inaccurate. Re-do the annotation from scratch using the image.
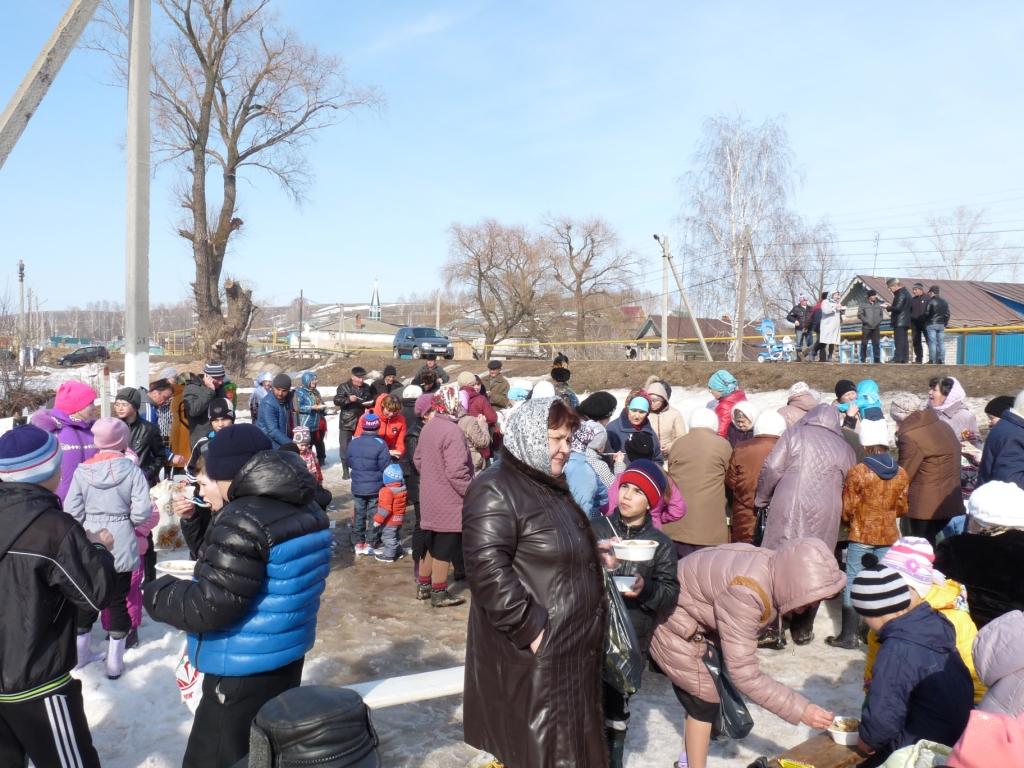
[649,538,846,768]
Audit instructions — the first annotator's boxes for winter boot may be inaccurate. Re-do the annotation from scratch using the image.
[825,606,860,649]
[341,462,350,481]
[789,604,818,645]
[430,588,465,608]
[125,626,140,650]
[857,619,870,644]
[74,632,106,669]
[106,636,127,679]
[416,582,431,601]
[605,727,626,768]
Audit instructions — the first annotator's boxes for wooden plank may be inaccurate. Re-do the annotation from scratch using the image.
[768,733,866,768]
[343,665,464,709]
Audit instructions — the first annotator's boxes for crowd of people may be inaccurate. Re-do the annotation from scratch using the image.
[2,353,1024,768]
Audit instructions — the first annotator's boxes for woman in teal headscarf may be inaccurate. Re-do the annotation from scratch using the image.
[706,370,746,439]
[295,372,327,463]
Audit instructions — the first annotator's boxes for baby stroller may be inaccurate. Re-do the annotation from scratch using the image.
[755,318,794,363]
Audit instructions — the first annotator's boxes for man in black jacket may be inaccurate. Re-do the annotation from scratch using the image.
[909,283,929,364]
[786,293,812,356]
[924,285,951,364]
[372,365,402,396]
[114,387,168,486]
[184,362,228,446]
[332,366,374,480]
[411,355,450,386]
[857,290,885,363]
[0,425,116,768]
[884,278,913,363]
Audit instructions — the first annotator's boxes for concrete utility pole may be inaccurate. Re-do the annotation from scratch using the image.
[0,0,103,170]
[297,290,303,352]
[17,262,25,368]
[339,304,348,353]
[123,0,152,389]
[656,235,713,362]
[435,290,441,330]
[660,240,669,361]
[734,226,752,363]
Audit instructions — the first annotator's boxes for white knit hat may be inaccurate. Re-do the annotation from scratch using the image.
[859,418,890,447]
[968,481,1024,530]
[689,407,720,431]
[532,381,556,399]
[731,400,761,424]
[788,381,810,398]
[753,411,787,437]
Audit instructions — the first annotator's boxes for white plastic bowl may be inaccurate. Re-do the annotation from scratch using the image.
[613,576,636,593]
[827,717,860,746]
[612,540,658,562]
[155,560,196,580]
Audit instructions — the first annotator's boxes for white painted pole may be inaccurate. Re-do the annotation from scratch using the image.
[661,247,669,361]
[124,0,151,389]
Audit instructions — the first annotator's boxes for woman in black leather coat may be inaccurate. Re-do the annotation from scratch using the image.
[462,396,606,768]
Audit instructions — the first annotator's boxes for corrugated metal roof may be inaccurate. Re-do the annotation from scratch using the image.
[843,276,1024,328]
[978,282,1024,307]
[641,315,761,340]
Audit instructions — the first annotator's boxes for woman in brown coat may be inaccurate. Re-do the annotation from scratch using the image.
[462,396,606,768]
[890,392,965,545]
[726,411,787,544]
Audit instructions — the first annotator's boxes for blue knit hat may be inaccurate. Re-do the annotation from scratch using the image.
[0,425,62,484]
[360,413,381,432]
[708,370,738,396]
[204,424,272,481]
[383,464,404,484]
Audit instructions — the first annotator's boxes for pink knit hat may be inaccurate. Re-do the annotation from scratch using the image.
[92,417,129,452]
[881,537,939,598]
[54,380,97,415]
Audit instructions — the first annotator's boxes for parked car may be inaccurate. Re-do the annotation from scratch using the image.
[392,326,454,359]
[56,346,109,367]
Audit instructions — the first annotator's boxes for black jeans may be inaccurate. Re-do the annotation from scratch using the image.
[904,518,950,548]
[0,678,101,768]
[183,657,305,768]
[861,327,881,363]
[912,322,926,363]
[892,327,909,363]
[812,342,835,362]
[78,570,133,636]
[312,429,326,464]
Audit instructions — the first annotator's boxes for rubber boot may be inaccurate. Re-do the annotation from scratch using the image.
[74,632,106,669]
[825,606,860,649]
[106,636,127,680]
[342,462,350,481]
[605,727,626,768]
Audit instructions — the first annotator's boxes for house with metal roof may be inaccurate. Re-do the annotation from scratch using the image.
[841,275,1024,365]
[634,314,762,361]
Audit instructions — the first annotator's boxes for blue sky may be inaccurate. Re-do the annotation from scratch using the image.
[2,1,1024,310]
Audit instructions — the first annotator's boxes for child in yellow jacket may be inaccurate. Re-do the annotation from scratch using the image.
[863,537,986,703]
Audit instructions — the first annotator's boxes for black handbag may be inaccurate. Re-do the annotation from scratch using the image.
[702,643,754,740]
[752,507,769,547]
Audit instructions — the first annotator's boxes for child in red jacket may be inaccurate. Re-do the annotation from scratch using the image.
[373,464,407,563]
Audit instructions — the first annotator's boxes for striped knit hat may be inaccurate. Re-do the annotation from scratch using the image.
[204,362,226,377]
[0,425,63,484]
[619,459,666,510]
[851,565,913,617]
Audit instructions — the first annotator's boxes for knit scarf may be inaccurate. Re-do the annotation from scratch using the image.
[504,397,557,474]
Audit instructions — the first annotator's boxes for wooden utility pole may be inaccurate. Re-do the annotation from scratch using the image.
[435,290,441,330]
[734,226,752,363]
[656,235,712,362]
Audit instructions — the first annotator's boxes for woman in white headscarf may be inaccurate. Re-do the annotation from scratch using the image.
[462,396,606,768]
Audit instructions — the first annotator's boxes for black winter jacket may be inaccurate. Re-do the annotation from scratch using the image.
[859,603,973,753]
[400,403,422,505]
[372,379,402,397]
[333,380,374,432]
[785,304,811,328]
[183,377,226,446]
[0,483,115,699]
[144,450,329,641]
[934,529,1024,629]
[910,294,929,325]
[924,295,950,327]
[594,510,679,648]
[888,287,913,328]
[412,364,450,387]
[126,415,168,486]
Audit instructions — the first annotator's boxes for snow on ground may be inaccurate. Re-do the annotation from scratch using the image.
[75,377,986,767]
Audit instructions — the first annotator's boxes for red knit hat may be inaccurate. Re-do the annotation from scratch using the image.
[54,380,97,415]
[619,459,667,510]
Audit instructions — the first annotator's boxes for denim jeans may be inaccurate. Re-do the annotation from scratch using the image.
[380,524,401,558]
[844,542,891,606]
[352,495,376,547]
[926,323,946,363]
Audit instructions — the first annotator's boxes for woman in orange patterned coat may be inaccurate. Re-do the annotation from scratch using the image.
[827,418,909,648]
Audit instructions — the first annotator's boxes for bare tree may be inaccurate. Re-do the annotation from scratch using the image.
[901,206,1014,282]
[541,216,640,357]
[89,0,384,372]
[677,113,800,355]
[761,215,851,320]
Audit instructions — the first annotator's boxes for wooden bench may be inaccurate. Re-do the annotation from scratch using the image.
[343,665,464,710]
[768,733,866,768]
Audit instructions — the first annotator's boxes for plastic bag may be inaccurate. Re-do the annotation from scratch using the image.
[703,643,754,740]
[602,569,643,695]
[752,507,769,547]
[175,642,203,713]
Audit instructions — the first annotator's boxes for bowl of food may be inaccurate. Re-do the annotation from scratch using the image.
[827,716,860,745]
[613,576,636,594]
[155,560,196,580]
[611,540,658,562]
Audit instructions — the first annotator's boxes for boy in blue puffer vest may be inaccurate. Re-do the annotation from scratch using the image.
[144,425,332,768]
[346,413,392,556]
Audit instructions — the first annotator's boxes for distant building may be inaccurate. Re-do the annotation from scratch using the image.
[369,280,382,322]
[634,314,761,361]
